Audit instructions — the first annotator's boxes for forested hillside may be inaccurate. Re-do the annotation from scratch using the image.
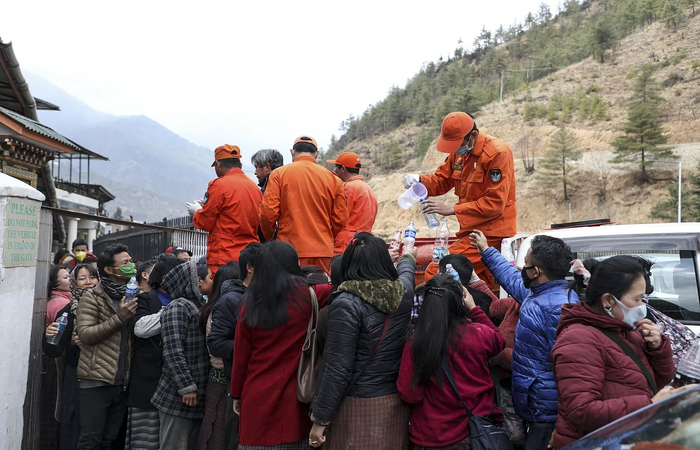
[323,0,700,235]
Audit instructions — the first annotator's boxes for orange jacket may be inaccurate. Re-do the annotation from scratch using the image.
[334,175,378,254]
[259,155,347,258]
[420,133,516,239]
[193,168,263,265]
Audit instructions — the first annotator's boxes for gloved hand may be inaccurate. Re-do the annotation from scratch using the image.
[570,259,590,286]
[403,174,420,189]
[186,201,202,216]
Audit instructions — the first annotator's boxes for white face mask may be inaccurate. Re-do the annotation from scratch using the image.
[607,295,648,328]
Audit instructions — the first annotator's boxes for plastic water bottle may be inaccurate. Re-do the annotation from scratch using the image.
[445,264,460,282]
[389,229,403,250]
[125,277,138,302]
[432,219,450,264]
[403,222,417,251]
[421,198,440,229]
[47,312,69,345]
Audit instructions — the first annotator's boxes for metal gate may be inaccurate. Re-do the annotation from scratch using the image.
[172,229,208,261]
[22,208,53,449]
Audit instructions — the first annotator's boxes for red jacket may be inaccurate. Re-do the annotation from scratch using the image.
[489,297,520,372]
[231,283,332,446]
[397,307,505,447]
[193,168,262,265]
[551,303,675,449]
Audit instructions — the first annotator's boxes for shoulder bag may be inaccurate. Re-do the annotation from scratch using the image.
[298,287,321,403]
[442,357,514,450]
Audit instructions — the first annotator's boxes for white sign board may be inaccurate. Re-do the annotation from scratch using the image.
[3,198,41,267]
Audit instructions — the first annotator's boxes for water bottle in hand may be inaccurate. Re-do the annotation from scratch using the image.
[421,199,440,229]
[125,277,138,302]
[432,219,450,264]
[445,264,461,283]
[389,229,403,250]
[403,222,417,251]
[47,312,69,345]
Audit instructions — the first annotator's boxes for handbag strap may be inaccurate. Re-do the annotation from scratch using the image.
[595,327,659,394]
[302,287,319,351]
[441,356,474,417]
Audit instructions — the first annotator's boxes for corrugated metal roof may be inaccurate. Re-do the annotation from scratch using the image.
[0,104,108,160]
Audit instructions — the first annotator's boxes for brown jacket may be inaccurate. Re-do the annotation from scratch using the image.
[76,283,133,385]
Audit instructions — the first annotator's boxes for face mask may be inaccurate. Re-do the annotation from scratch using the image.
[607,295,648,328]
[113,262,137,279]
[521,266,536,289]
[455,133,476,155]
[75,251,87,262]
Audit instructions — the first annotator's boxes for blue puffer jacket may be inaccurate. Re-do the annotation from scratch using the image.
[482,247,578,423]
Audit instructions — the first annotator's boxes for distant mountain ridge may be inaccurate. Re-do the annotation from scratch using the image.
[26,74,249,222]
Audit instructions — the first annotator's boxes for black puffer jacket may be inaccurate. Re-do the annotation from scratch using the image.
[311,255,415,424]
[207,279,247,382]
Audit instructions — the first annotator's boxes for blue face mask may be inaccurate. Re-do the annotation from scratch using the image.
[455,133,475,155]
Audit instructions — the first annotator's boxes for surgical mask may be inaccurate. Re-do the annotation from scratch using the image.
[455,133,476,155]
[113,262,137,279]
[521,266,536,289]
[75,251,87,262]
[607,295,648,328]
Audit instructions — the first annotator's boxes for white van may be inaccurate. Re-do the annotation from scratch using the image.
[511,223,700,335]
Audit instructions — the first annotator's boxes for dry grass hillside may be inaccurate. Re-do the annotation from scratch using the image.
[355,11,700,238]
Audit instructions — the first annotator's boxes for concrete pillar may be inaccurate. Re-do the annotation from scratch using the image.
[87,227,97,253]
[66,217,79,250]
[0,173,45,448]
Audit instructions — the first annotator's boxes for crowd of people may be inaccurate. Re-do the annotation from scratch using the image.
[39,113,697,450]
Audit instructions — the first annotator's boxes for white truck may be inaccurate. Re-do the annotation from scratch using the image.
[504,222,700,335]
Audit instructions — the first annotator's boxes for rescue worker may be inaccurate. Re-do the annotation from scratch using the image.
[404,112,516,287]
[251,149,284,194]
[326,151,378,254]
[259,135,347,273]
[187,144,263,275]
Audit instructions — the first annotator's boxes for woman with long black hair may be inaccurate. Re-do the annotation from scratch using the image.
[198,261,240,450]
[397,274,505,450]
[309,232,417,449]
[230,241,332,450]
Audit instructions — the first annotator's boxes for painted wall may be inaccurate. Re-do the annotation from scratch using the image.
[0,173,44,448]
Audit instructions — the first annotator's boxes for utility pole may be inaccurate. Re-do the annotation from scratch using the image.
[500,70,504,110]
[678,161,682,223]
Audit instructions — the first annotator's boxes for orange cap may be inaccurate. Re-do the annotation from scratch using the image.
[293,135,318,151]
[212,144,242,166]
[436,112,475,153]
[326,152,365,169]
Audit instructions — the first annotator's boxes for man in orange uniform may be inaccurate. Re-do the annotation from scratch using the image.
[326,152,378,254]
[259,136,347,273]
[406,112,516,286]
[188,144,263,275]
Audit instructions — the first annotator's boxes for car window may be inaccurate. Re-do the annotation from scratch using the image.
[576,250,700,323]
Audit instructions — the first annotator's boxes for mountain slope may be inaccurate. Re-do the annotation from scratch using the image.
[26,74,235,221]
[328,2,700,235]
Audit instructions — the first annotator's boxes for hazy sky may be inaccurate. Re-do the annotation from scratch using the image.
[3,0,557,159]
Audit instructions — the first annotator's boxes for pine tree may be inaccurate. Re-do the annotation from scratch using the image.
[537,127,582,200]
[384,139,403,170]
[611,64,675,183]
[662,0,685,28]
[590,19,613,63]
